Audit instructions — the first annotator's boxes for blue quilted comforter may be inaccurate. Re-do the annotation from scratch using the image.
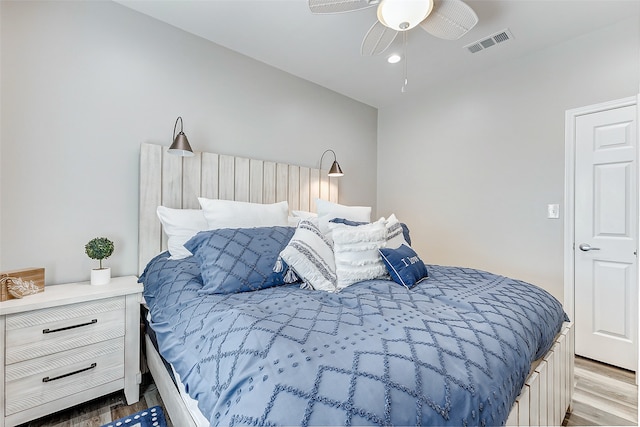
[140,253,567,427]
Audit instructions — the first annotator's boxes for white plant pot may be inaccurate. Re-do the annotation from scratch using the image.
[91,267,111,286]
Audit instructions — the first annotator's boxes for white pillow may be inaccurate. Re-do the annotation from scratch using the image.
[384,214,410,249]
[156,206,208,259]
[329,218,388,290]
[288,216,301,227]
[316,199,371,234]
[291,210,317,219]
[288,210,318,227]
[198,198,289,229]
[279,219,337,292]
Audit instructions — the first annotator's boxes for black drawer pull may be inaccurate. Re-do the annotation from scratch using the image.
[43,319,97,334]
[42,363,97,383]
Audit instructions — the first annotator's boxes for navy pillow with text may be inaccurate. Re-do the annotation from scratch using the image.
[379,244,428,288]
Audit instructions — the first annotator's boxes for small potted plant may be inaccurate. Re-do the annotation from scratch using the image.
[85,237,114,285]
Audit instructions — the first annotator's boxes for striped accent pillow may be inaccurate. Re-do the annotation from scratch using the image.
[385,213,410,249]
[279,219,337,292]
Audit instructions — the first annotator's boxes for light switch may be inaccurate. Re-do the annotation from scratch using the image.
[547,204,560,219]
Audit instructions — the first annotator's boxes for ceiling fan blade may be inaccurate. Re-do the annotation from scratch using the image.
[309,0,378,14]
[361,21,398,56]
[419,0,478,40]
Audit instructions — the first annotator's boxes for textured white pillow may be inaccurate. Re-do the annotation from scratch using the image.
[385,214,409,249]
[198,198,289,229]
[329,218,388,290]
[316,199,371,234]
[156,206,208,259]
[279,219,337,292]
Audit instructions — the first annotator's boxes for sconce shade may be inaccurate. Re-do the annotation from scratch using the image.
[328,161,344,177]
[168,116,194,157]
[168,133,194,156]
[320,149,345,177]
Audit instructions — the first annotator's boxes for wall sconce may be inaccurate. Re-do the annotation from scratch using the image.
[319,149,344,177]
[168,116,194,157]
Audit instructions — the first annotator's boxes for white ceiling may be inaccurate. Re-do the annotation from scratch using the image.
[116,0,639,108]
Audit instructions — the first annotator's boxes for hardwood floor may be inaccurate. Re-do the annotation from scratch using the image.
[564,356,638,426]
[16,374,173,427]
[15,357,637,427]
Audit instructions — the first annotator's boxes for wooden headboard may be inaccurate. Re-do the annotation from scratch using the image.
[138,142,339,274]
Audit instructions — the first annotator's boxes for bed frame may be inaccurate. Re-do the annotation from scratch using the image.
[138,142,339,274]
[138,142,574,426]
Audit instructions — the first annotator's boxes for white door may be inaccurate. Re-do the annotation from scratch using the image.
[574,103,637,371]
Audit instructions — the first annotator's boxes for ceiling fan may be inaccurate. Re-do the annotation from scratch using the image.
[309,0,479,56]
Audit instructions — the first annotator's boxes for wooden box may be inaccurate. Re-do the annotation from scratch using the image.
[0,268,45,301]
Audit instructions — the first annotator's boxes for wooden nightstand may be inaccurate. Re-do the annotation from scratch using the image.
[0,276,143,427]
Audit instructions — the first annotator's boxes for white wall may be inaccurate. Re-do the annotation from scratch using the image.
[377,17,640,302]
[0,0,377,285]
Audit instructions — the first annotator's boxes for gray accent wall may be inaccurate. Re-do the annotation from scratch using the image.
[0,1,377,284]
[377,17,640,302]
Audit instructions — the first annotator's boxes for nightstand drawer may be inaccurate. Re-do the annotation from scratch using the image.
[5,297,125,364]
[5,337,125,416]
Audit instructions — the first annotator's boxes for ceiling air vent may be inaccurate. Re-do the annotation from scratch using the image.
[465,28,514,54]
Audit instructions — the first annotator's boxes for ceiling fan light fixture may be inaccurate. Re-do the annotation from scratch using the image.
[387,53,402,63]
[377,0,433,31]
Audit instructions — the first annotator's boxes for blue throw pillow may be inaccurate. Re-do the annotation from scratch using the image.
[185,226,296,294]
[379,244,428,288]
[400,223,411,246]
[329,218,368,226]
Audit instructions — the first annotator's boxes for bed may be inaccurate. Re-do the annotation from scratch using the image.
[137,142,574,426]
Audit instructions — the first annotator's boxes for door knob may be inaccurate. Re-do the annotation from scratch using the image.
[579,243,601,252]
